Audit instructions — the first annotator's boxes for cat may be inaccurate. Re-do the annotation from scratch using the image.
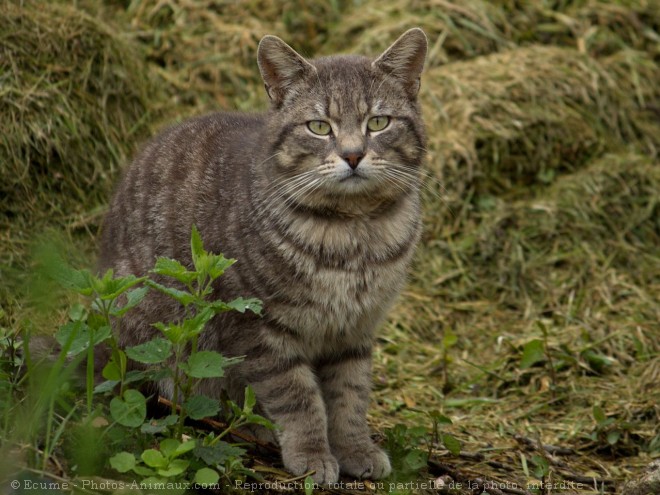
[99,28,427,484]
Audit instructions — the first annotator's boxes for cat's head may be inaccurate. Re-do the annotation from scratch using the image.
[257,29,427,208]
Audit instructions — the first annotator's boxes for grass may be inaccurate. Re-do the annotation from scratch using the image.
[1,0,658,493]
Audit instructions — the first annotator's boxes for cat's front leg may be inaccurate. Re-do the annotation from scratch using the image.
[318,346,392,480]
[244,345,339,485]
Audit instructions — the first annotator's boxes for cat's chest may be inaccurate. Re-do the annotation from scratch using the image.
[264,207,419,337]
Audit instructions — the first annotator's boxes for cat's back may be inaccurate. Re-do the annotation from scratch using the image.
[100,112,265,275]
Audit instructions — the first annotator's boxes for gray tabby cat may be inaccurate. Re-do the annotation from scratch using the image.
[100,28,427,484]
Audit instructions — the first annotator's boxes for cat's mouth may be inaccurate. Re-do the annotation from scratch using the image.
[338,170,367,182]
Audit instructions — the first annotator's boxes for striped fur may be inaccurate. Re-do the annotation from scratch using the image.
[100,29,427,484]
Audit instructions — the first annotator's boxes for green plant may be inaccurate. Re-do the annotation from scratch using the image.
[2,225,271,489]
[589,405,634,453]
[428,410,461,457]
[385,423,429,483]
[383,410,460,490]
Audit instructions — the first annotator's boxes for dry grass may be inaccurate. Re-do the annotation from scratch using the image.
[0,2,161,223]
[92,0,348,112]
[0,1,167,331]
[1,0,659,493]
[420,45,659,233]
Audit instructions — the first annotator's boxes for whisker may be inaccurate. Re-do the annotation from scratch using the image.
[251,171,317,221]
[374,164,454,216]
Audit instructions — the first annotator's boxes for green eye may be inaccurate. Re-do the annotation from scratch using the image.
[367,116,390,132]
[307,120,332,136]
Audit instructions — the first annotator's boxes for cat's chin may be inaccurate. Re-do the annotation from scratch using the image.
[327,178,409,203]
[327,181,388,200]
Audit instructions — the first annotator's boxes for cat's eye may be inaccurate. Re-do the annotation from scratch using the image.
[367,116,390,132]
[307,120,332,136]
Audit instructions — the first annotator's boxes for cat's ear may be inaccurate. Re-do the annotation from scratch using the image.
[257,35,316,103]
[372,28,428,98]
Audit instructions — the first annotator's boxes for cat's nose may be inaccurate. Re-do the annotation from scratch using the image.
[342,151,364,170]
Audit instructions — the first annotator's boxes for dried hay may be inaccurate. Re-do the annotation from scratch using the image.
[404,152,659,332]
[513,0,660,58]
[379,155,659,490]
[0,1,164,326]
[475,152,657,296]
[420,46,660,237]
[0,1,161,235]
[103,0,346,111]
[2,0,659,491]
[327,0,514,65]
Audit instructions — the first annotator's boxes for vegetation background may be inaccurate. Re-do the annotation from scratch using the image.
[1,0,658,493]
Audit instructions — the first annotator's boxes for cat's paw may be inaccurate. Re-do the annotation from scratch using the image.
[334,444,391,480]
[283,451,340,485]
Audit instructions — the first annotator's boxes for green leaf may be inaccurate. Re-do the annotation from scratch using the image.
[226,297,262,314]
[93,379,118,394]
[194,468,219,486]
[96,272,148,301]
[593,405,607,424]
[244,385,256,413]
[152,257,197,285]
[110,389,147,427]
[102,361,122,381]
[174,439,197,457]
[191,224,205,269]
[442,433,461,456]
[68,303,88,322]
[205,300,230,313]
[442,329,458,349]
[403,449,427,470]
[146,280,196,306]
[124,368,164,384]
[132,465,156,476]
[153,321,185,344]
[244,412,276,430]
[109,452,136,473]
[141,415,178,434]
[141,449,168,468]
[103,349,127,381]
[179,350,229,378]
[537,168,555,184]
[55,321,85,355]
[607,430,621,445]
[126,338,172,364]
[55,322,111,356]
[582,349,615,373]
[304,476,315,495]
[159,438,195,459]
[181,307,215,338]
[428,410,453,426]
[159,438,181,459]
[110,286,149,317]
[408,426,428,440]
[531,454,550,478]
[520,339,545,369]
[206,254,236,280]
[158,459,189,477]
[184,395,220,420]
[193,442,245,465]
[43,257,94,296]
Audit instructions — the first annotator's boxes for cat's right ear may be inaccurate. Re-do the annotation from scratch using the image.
[257,35,316,104]
[372,28,428,98]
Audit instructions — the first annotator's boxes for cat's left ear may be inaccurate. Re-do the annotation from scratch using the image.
[372,28,428,98]
[257,35,317,104]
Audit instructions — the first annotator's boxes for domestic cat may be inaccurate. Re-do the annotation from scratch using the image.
[99,28,427,484]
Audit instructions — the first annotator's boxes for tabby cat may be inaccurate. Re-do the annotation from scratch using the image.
[100,28,427,484]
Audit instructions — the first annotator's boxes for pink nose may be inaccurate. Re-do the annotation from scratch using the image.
[343,152,364,169]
